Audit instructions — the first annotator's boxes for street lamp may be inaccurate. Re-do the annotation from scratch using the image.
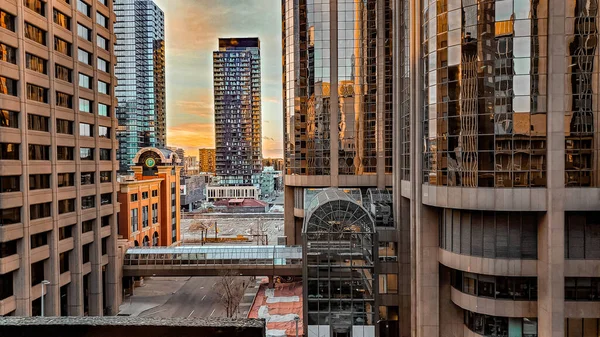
[294,315,300,337]
[41,280,50,317]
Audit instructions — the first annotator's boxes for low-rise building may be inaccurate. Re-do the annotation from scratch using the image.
[206,185,258,202]
[180,174,210,211]
[118,148,182,246]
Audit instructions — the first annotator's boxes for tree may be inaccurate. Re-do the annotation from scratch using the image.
[216,270,246,318]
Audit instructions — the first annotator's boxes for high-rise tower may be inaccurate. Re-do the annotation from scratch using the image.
[213,37,262,186]
[0,0,120,316]
[114,0,165,174]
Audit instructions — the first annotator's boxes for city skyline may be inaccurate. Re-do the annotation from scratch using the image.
[153,0,283,159]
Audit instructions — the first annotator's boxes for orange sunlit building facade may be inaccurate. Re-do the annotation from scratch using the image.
[118,148,182,247]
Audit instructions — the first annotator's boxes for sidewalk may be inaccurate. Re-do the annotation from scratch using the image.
[238,277,267,317]
[118,277,190,317]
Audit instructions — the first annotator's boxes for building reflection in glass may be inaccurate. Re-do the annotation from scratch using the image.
[423,0,548,187]
[303,188,376,335]
[565,0,598,187]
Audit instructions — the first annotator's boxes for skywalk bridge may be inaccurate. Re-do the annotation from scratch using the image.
[122,245,303,278]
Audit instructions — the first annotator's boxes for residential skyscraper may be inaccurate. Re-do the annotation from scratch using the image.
[114,0,165,174]
[396,0,600,336]
[0,0,120,316]
[213,37,262,185]
[198,148,216,173]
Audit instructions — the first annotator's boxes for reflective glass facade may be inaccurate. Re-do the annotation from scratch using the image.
[422,0,549,187]
[114,0,165,173]
[303,189,377,336]
[282,0,393,176]
[213,38,262,185]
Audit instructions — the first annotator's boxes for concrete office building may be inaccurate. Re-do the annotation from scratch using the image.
[0,0,120,316]
[396,0,600,336]
[114,0,165,174]
[213,38,262,186]
[282,0,395,335]
[198,148,216,173]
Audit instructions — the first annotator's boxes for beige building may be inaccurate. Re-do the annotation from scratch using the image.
[198,148,215,173]
[0,0,120,316]
[396,0,600,336]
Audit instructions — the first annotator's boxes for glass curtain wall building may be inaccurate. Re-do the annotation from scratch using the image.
[394,0,600,335]
[213,37,262,186]
[114,0,165,174]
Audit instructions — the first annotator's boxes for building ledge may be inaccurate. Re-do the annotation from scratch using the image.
[422,185,547,211]
[439,248,537,277]
[565,260,600,277]
[451,287,537,317]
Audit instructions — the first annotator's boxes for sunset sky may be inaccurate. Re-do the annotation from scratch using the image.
[153,0,283,159]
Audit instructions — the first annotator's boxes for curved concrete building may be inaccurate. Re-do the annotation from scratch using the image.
[396,0,600,336]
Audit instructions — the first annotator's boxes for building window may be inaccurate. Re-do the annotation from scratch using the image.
[97,34,108,50]
[101,215,110,227]
[152,203,158,223]
[79,98,92,113]
[0,207,20,225]
[59,225,73,240]
[151,190,158,197]
[566,212,600,259]
[130,193,138,202]
[54,37,71,56]
[0,110,18,128]
[379,274,398,294]
[0,272,13,300]
[58,198,75,214]
[378,242,398,262]
[131,208,139,232]
[31,232,48,249]
[30,202,51,220]
[0,76,17,96]
[56,119,74,134]
[0,241,16,258]
[82,243,91,263]
[98,0,108,6]
[0,10,15,32]
[81,196,95,210]
[99,148,111,160]
[77,0,91,17]
[24,0,45,16]
[56,146,74,160]
[0,43,16,64]
[25,53,47,74]
[24,22,46,45]
[80,172,94,185]
[100,171,111,183]
[28,144,50,160]
[55,64,72,82]
[98,80,108,94]
[97,57,108,72]
[142,206,148,228]
[59,252,69,274]
[142,192,148,199]
[29,174,50,190]
[77,23,91,41]
[98,126,110,138]
[78,73,91,89]
[0,143,19,160]
[27,83,48,103]
[98,103,109,117]
[82,219,93,233]
[79,123,93,137]
[27,114,49,132]
[57,173,74,187]
[77,49,92,65]
[96,12,108,28]
[0,176,19,193]
[31,261,45,286]
[80,148,94,160]
[101,193,111,205]
[56,92,72,108]
[53,9,70,30]
[101,237,107,255]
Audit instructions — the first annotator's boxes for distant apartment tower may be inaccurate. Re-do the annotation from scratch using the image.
[213,38,262,185]
[0,0,120,316]
[114,0,165,173]
[198,148,216,173]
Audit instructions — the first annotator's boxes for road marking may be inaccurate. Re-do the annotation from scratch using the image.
[187,310,194,318]
[201,295,206,301]
[210,309,216,317]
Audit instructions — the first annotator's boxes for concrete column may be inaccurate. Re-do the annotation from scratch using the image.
[46,223,61,316]
[416,206,439,337]
[439,266,463,337]
[106,211,120,315]
[538,0,565,336]
[283,185,296,245]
